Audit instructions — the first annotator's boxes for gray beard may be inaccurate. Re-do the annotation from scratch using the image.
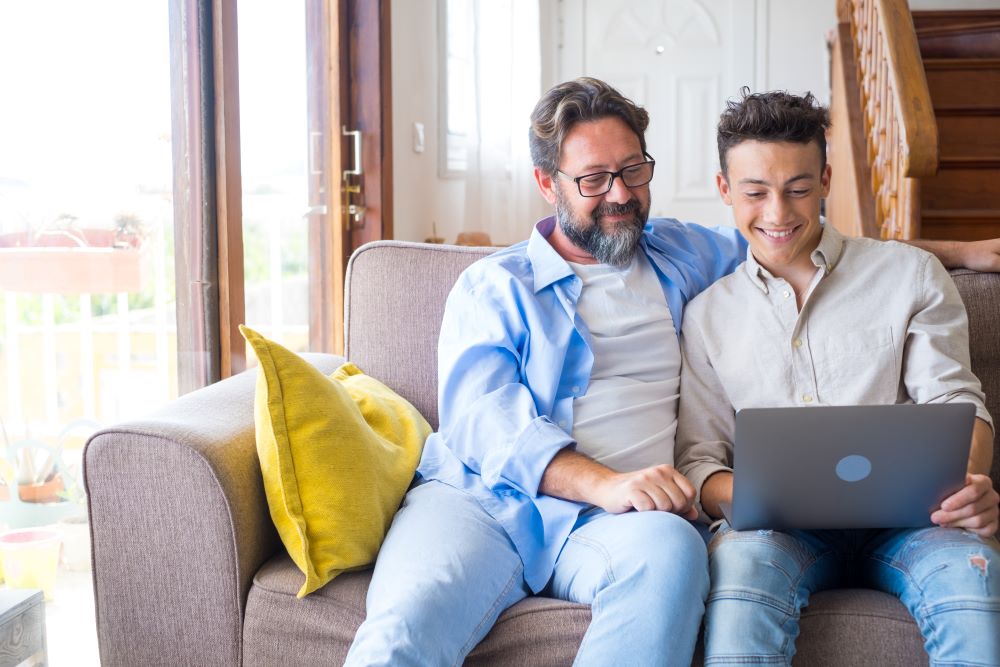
[556,194,647,268]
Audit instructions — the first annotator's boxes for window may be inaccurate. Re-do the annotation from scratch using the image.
[440,0,474,175]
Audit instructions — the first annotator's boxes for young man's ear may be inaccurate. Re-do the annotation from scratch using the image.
[716,171,733,205]
[820,163,832,198]
[535,167,558,205]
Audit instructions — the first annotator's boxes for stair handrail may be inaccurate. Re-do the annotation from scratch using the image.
[840,0,938,238]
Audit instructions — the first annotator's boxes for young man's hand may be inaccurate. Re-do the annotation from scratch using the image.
[592,465,698,518]
[931,473,1000,537]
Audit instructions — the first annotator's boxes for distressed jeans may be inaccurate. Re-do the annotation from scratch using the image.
[703,523,1000,666]
[345,480,710,666]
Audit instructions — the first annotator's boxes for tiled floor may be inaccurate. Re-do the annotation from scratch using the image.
[43,568,99,666]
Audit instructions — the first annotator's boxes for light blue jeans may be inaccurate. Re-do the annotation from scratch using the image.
[345,480,710,666]
[704,522,1000,666]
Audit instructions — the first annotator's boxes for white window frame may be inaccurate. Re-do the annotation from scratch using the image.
[438,0,471,177]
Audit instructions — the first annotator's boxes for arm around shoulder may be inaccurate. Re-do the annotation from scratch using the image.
[906,237,1000,272]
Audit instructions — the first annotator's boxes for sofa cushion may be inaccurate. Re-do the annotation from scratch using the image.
[242,326,430,597]
[242,553,931,666]
[243,554,590,666]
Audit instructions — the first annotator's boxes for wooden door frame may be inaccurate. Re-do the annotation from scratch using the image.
[168,0,247,392]
[306,0,343,354]
[171,0,391,379]
[341,0,393,259]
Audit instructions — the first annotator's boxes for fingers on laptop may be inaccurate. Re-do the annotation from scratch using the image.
[931,473,1000,536]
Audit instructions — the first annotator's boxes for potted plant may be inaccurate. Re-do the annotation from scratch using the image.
[0,421,91,530]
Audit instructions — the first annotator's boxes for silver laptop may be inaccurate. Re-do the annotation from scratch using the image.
[719,403,975,531]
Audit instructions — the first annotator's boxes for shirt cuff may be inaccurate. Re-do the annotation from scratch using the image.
[500,416,576,497]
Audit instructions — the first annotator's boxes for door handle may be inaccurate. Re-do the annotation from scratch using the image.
[342,126,362,180]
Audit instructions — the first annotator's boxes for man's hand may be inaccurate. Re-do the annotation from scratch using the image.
[540,449,697,518]
[931,473,1000,537]
[909,238,1000,272]
[958,238,1000,273]
[591,465,697,518]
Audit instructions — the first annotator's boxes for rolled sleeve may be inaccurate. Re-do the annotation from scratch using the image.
[500,417,577,496]
[904,255,993,430]
[435,270,576,498]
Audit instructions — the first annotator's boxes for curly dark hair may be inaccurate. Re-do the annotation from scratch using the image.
[529,77,649,175]
[717,87,830,176]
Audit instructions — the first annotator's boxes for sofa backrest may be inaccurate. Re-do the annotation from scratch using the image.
[344,241,1000,495]
[951,269,1000,493]
[345,241,496,430]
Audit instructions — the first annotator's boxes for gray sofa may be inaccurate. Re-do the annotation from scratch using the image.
[85,241,1000,666]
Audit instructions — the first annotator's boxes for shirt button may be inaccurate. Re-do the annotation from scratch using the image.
[782,290,791,299]
[558,420,567,428]
[802,394,813,403]
[571,386,580,394]
[826,263,833,272]
[793,338,803,348]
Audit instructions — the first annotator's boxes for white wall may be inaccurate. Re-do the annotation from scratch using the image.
[757,0,837,103]
[390,0,999,241]
[391,0,465,244]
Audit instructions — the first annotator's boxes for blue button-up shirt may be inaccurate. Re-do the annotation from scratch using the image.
[417,216,747,592]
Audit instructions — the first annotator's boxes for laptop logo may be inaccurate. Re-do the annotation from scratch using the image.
[836,455,872,482]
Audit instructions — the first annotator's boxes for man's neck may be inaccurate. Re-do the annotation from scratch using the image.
[764,257,817,295]
[547,219,599,264]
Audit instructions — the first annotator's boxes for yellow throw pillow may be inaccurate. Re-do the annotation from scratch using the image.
[240,325,430,598]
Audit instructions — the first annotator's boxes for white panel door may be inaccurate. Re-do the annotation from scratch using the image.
[581,0,756,227]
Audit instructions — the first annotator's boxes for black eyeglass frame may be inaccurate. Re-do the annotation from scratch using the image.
[556,153,656,197]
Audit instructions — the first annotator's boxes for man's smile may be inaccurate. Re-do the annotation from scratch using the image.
[756,224,803,243]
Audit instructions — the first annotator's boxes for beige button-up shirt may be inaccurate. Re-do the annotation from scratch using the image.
[675,224,992,509]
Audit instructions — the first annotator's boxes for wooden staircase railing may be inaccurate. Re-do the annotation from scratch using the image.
[831,0,938,239]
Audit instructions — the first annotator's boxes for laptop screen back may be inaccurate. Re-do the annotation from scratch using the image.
[728,403,974,531]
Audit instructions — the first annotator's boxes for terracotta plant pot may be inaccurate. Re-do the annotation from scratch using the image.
[0,475,66,504]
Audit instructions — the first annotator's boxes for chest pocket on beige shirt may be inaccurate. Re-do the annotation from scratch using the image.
[814,326,899,404]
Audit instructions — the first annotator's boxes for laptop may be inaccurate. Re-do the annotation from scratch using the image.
[718,403,975,531]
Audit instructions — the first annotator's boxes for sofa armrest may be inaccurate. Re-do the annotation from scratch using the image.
[84,353,345,666]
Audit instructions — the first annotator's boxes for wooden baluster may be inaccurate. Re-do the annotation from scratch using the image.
[886,104,898,238]
[881,58,892,236]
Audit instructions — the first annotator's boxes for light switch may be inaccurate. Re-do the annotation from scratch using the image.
[412,122,425,154]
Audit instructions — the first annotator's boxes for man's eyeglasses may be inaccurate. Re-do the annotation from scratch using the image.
[557,154,656,197]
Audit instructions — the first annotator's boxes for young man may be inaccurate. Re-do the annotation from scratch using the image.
[346,78,1000,666]
[676,89,1000,665]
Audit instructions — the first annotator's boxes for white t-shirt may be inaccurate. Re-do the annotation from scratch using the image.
[568,253,681,472]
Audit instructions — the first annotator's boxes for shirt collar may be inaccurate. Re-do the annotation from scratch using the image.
[743,218,843,292]
[527,216,576,293]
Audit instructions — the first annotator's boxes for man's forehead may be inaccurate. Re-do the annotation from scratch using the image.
[727,140,823,181]
[560,120,644,171]
[737,173,815,186]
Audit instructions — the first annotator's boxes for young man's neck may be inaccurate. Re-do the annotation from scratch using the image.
[764,258,818,299]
